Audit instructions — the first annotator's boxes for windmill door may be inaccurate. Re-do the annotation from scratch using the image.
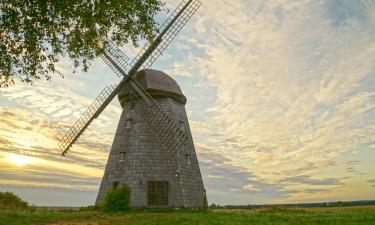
[147,181,169,206]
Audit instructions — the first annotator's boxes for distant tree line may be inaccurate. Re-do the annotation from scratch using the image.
[209,200,375,210]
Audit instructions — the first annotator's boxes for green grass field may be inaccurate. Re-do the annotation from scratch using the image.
[1,206,375,225]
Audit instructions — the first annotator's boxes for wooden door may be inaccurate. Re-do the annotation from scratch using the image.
[148,181,169,206]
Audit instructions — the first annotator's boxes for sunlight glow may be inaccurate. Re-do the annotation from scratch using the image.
[6,153,36,167]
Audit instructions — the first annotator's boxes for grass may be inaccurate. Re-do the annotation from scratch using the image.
[0,206,375,225]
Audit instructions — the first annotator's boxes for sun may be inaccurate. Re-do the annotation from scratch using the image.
[6,153,36,167]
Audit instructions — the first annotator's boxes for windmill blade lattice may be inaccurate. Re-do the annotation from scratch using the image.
[58,84,120,156]
[129,0,202,72]
[102,41,130,77]
[127,81,188,155]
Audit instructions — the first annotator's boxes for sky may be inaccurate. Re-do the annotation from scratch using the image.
[0,0,375,206]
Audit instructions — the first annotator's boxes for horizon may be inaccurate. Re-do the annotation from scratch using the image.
[30,199,375,208]
[1,0,375,207]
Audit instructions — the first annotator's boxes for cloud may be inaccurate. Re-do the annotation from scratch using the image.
[242,184,261,192]
[368,179,375,188]
[196,144,297,204]
[0,64,122,200]
[170,0,375,201]
[344,160,363,175]
[280,175,344,186]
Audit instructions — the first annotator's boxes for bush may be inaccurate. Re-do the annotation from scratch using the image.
[0,192,29,209]
[102,184,131,212]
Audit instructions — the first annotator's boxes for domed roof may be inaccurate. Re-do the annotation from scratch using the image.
[118,69,186,107]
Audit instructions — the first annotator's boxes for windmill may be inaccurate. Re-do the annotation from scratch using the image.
[58,0,206,208]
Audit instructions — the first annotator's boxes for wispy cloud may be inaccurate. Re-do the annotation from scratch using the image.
[168,0,375,202]
[368,179,375,188]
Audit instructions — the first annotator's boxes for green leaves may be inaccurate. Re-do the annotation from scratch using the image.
[0,0,164,87]
[102,184,131,212]
[0,191,29,209]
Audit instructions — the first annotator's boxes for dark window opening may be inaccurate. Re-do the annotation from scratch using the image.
[148,181,169,206]
[113,181,119,190]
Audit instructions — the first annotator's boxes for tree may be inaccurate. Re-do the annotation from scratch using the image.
[0,191,29,209]
[0,0,164,87]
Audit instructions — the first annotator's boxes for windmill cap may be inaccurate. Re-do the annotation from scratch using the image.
[118,69,187,107]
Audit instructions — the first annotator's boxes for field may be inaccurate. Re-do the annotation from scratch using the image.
[0,206,375,225]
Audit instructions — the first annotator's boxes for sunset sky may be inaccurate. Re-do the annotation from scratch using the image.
[1,0,375,206]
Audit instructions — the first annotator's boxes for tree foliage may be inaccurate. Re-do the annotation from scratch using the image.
[0,0,164,87]
[0,191,29,209]
[102,184,131,212]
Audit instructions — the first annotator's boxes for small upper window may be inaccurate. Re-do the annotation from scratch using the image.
[179,121,185,131]
[186,154,191,166]
[120,152,126,161]
[125,119,132,128]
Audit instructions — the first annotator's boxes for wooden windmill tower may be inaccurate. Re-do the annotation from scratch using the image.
[58,0,206,208]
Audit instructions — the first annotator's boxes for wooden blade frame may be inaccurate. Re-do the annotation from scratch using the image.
[126,82,188,156]
[59,84,121,156]
[58,0,202,156]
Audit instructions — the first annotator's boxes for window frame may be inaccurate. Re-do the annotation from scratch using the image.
[119,152,126,161]
[179,121,185,131]
[125,119,132,128]
[186,154,192,166]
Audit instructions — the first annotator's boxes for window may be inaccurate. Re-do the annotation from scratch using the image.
[113,181,119,190]
[119,152,126,161]
[125,119,132,128]
[179,121,185,131]
[186,154,191,166]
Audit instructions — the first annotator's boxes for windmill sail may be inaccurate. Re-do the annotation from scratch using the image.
[103,0,202,79]
[128,0,202,73]
[58,0,202,155]
[128,80,188,155]
[59,84,121,156]
[102,41,130,77]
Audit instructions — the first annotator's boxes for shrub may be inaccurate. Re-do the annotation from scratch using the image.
[102,184,131,212]
[0,191,29,209]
